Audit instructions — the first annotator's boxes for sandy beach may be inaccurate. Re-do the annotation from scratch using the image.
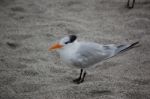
[0,0,150,99]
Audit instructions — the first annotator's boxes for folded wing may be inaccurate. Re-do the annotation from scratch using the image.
[71,41,139,68]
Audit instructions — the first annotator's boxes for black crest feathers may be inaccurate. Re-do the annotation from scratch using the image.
[65,35,77,44]
[69,35,77,43]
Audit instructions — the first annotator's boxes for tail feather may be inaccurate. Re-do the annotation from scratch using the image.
[116,41,139,54]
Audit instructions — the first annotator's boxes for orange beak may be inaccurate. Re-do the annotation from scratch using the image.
[48,42,63,51]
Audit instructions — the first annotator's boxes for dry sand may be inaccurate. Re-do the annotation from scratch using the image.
[0,0,150,99]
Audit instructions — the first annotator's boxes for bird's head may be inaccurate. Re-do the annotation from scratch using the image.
[48,35,77,51]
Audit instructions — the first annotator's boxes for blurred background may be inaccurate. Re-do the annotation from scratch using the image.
[0,0,150,99]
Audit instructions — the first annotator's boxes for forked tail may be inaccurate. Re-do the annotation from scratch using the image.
[116,41,139,54]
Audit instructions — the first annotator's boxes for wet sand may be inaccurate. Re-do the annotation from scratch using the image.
[0,0,150,99]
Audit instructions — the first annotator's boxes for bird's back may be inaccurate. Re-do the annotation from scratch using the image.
[69,41,139,68]
[70,42,116,68]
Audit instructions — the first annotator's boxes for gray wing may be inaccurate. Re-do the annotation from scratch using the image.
[71,42,117,68]
[71,41,139,68]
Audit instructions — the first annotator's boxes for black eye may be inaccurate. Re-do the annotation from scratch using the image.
[65,42,69,44]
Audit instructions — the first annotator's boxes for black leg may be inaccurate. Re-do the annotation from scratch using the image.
[127,0,130,7]
[132,0,135,8]
[79,71,86,83]
[73,69,83,82]
[75,71,87,84]
[127,0,135,9]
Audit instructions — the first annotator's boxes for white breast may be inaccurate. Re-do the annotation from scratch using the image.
[58,41,79,65]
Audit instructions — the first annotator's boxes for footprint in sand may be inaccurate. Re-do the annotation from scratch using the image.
[0,0,15,6]
[132,79,150,85]
[49,67,66,74]
[6,41,20,49]
[89,90,113,96]
[50,20,87,35]
[21,70,39,76]
[5,34,33,50]
[64,1,81,7]
[10,6,26,12]
[0,76,16,86]
[61,1,85,12]
[8,6,26,20]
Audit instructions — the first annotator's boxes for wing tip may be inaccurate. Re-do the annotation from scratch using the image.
[130,41,140,47]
